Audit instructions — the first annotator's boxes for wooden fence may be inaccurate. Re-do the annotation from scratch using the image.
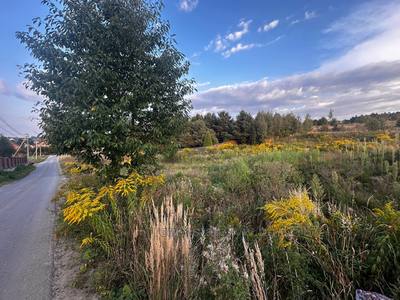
[0,157,28,171]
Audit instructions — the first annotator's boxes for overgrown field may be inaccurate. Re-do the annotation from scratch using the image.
[58,132,400,299]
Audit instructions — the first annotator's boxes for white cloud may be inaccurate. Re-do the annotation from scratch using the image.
[196,81,211,88]
[191,61,400,118]
[214,35,227,52]
[258,19,279,32]
[290,10,318,26]
[205,19,254,57]
[192,1,400,118]
[321,0,400,72]
[0,79,42,103]
[222,43,257,58]
[290,19,300,25]
[15,81,43,103]
[226,19,252,41]
[304,10,317,20]
[179,0,198,12]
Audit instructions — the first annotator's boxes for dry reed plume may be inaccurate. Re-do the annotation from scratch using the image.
[146,196,193,300]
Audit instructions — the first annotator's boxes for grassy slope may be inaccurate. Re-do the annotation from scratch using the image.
[0,164,36,186]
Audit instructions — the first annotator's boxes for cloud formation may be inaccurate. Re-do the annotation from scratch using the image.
[226,19,252,41]
[179,0,198,12]
[304,10,317,20]
[222,43,257,58]
[192,1,400,118]
[290,10,318,25]
[15,81,43,103]
[258,19,279,32]
[205,19,254,57]
[321,0,400,72]
[0,80,42,103]
[191,61,400,118]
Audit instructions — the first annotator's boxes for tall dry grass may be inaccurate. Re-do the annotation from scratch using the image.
[146,196,193,299]
[242,237,267,300]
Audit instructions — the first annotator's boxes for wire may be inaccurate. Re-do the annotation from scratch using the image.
[0,125,15,137]
[0,116,24,137]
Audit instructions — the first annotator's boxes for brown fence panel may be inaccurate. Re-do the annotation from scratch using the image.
[0,157,28,170]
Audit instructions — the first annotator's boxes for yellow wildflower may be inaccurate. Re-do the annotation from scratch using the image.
[264,190,317,247]
[81,235,95,248]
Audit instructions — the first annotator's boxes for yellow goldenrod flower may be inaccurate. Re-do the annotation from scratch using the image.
[264,190,317,247]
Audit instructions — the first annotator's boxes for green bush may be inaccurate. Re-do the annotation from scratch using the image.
[208,159,251,194]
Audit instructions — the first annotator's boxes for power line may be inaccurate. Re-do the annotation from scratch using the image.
[0,125,15,137]
[0,116,24,137]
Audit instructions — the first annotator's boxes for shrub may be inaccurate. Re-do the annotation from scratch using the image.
[251,161,303,201]
[208,159,251,194]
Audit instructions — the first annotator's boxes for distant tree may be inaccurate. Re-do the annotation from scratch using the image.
[331,118,339,130]
[180,119,209,148]
[0,136,14,157]
[281,113,301,136]
[203,113,219,136]
[202,129,218,147]
[328,109,334,121]
[365,117,385,131]
[192,114,204,122]
[235,111,256,144]
[302,114,314,133]
[316,117,329,126]
[216,111,235,142]
[17,0,193,173]
[255,111,271,143]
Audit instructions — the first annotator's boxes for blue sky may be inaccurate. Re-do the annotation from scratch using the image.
[1,0,400,135]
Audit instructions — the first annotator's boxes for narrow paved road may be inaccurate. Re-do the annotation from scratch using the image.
[0,156,60,300]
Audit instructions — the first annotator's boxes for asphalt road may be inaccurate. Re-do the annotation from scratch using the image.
[0,156,60,300]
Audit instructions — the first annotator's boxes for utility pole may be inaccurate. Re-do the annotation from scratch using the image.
[26,135,29,161]
[35,141,38,160]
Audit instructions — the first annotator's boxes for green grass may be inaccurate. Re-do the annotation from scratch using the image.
[0,164,36,186]
[29,155,49,164]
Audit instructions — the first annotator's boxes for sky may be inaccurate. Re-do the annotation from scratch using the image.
[1,0,400,136]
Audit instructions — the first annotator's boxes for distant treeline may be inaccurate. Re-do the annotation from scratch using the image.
[180,110,400,148]
[179,111,314,147]
[344,111,400,130]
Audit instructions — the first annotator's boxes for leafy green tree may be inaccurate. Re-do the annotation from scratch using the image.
[203,113,220,138]
[316,117,329,126]
[203,130,218,147]
[0,136,14,157]
[280,113,301,136]
[255,111,272,143]
[235,111,256,144]
[17,0,193,173]
[180,119,209,148]
[365,117,385,131]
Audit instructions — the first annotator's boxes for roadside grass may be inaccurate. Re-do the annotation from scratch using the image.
[0,164,35,186]
[29,155,49,164]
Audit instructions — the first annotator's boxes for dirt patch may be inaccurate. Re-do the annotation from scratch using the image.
[52,235,98,300]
